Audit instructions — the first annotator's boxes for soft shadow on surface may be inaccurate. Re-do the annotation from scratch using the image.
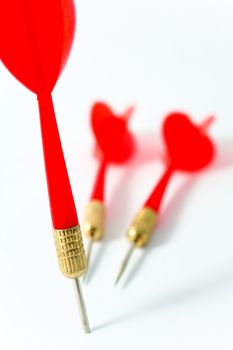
[93,264,233,332]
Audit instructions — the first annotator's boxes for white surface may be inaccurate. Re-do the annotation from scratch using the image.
[0,0,233,349]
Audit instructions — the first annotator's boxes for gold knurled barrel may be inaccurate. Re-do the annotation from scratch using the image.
[83,200,105,241]
[53,225,87,279]
[127,207,158,247]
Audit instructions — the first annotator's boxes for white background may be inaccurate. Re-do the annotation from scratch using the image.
[0,0,233,349]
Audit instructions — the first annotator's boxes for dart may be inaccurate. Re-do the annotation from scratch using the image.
[0,0,90,332]
[83,102,135,278]
[115,112,215,285]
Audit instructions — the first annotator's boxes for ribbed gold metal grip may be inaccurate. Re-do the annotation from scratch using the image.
[115,207,158,285]
[127,207,158,247]
[53,225,87,279]
[83,200,105,241]
[82,200,105,278]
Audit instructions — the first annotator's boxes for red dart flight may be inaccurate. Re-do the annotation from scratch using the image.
[0,0,77,229]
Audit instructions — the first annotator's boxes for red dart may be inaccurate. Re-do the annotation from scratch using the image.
[0,0,90,332]
[83,102,135,277]
[115,112,215,285]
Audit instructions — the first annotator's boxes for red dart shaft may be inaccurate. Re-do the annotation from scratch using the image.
[90,159,107,202]
[38,93,78,229]
[144,165,174,212]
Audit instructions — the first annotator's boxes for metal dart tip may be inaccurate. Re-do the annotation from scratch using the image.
[86,237,94,269]
[73,278,91,333]
[114,243,135,286]
[83,237,94,281]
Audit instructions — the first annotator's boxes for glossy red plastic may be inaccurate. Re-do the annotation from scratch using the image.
[144,113,215,212]
[90,102,135,201]
[0,0,78,229]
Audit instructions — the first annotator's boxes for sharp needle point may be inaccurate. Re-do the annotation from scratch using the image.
[73,278,91,333]
[83,238,94,281]
[114,243,135,286]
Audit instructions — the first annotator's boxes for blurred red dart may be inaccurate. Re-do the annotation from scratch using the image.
[83,102,135,278]
[115,112,215,285]
[145,113,215,211]
[0,0,90,332]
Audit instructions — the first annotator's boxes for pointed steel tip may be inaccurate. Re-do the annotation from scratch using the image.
[83,237,94,283]
[114,262,127,286]
[83,323,91,334]
[114,243,135,286]
[73,278,91,334]
[114,272,122,286]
